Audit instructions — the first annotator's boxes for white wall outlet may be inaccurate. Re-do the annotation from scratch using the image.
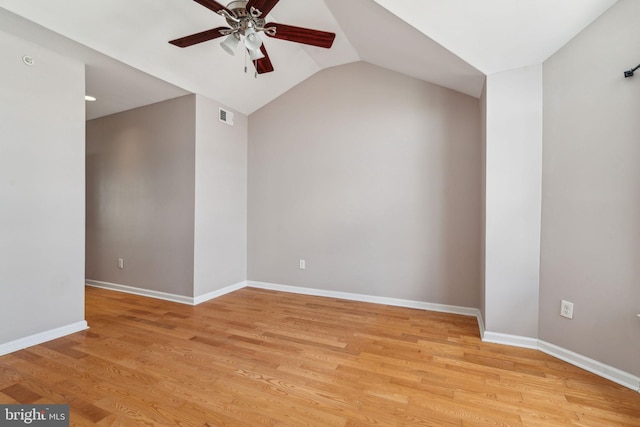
[118,258,124,269]
[299,259,306,270]
[560,300,574,319]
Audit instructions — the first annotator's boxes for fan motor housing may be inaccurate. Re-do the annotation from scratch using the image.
[224,1,266,30]
[226,1,249,18]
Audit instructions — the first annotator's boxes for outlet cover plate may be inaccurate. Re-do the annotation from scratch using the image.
[560,300,574,319]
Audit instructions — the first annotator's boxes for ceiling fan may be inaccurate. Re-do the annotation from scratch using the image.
[169,0,336,75]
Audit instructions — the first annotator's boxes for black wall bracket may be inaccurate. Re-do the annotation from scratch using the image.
[624,64,640,78]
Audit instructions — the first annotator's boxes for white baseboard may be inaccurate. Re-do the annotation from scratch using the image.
[476,312,486,339]
[483,331,539,350]
[86,279,194,305]
[480,328,640,392]
[194,281,247,305]
[86,279,248,306]
[538,340,640,392]
[0,321,89,357]
[246,281,481,318]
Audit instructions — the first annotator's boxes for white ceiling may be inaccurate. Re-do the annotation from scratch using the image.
[371,0,619,75]
[0,8,190,120]
[0,0,618,118]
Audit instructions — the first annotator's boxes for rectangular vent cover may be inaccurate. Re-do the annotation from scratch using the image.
[219,107,234,126]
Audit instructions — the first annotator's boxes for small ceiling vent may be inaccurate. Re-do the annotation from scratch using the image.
[219,107,234,126]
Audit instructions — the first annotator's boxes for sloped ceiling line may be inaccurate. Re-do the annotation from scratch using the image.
[0,0,618,117]
[370,0,618,75]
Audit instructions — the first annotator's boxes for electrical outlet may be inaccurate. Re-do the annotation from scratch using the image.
[560,300,574,319]
[118,258,124,269]
[299,259,305,270]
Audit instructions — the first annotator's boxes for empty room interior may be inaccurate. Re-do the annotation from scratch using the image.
[1,0,639,425]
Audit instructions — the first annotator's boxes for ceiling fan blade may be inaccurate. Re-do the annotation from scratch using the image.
[169,27,230,47]
[265,23,335,49]
[246,0,280,17]
[253,45,274,74]
[192,0,232,15]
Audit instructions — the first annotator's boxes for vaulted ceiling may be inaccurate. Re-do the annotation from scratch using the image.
[0,0,618,119]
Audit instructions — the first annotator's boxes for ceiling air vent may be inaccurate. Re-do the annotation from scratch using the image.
[219,107,234,126]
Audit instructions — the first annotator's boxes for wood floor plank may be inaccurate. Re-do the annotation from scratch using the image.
[1,383,43,403]
[0,286,638,426]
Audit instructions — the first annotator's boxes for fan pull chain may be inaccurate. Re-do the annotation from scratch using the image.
[242,48,258,78]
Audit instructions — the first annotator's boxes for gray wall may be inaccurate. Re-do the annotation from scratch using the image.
[479,82,487,323]
[0,31,85,342]
[540,0,640,376]
[248,61,482,307]
[194,95,247,297]
[86,95,196,297]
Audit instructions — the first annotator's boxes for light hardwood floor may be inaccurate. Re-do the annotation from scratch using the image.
[0,286,638,426]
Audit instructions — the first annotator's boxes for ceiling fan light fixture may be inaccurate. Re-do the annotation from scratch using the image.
[248,47,264,61]
[169,0,336,76]
[244,27,263,50]
[221,33,240,55]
